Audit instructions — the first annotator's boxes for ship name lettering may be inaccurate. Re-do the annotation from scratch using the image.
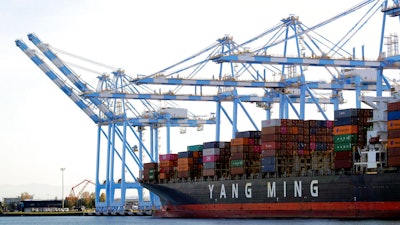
[310,180,318,197]
[208,184,214,199]
[245,182,252,198]
[232,183,238,198]
[220,184,226,198]
[265,180,319,198]
[294,181,302,197]
[267,182,276,197]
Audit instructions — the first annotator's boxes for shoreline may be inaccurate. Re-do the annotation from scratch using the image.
[0,211,85,216]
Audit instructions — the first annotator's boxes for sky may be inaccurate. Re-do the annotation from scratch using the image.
[0,0,398,200]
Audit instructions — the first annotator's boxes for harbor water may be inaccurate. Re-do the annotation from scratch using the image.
[0,216,398,225]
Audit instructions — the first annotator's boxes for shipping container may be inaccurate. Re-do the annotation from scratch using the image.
[236,131,262,138]
[159,160,176,167]
[388,129,400,138]
[203,141,228,149]
[203,155,220,163]
[333,125,358,135]
[334,117,360,126]
[230,159,244,168]
[202,148,220,156]
[388,111,400,121]
[388,101,400,112]
[187,144,203,152]
[260,165,276,173]
[334,108,360,119]
[388,138,400,148]
[143,162,158,169]
[231,137,250,146]
[159,154,178,161]
[202,168,218,177]
[178,151,193,158]
[261,156,276,166]
[388,147,400,156]
[388,120,400,130]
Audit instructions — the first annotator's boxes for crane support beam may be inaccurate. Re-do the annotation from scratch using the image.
[132,77,284,88]
[212,54,400,69]
[83,92,334,104]
[131,77,384,91]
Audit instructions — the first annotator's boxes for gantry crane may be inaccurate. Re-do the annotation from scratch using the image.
[16,35,215,214]
[16,0,400,215]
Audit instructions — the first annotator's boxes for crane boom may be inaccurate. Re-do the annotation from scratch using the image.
[27,33,115,121]
[15,39,100,123]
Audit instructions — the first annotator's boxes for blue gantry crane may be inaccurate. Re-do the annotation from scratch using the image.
[16,34,215,214]
[16,0,400,215]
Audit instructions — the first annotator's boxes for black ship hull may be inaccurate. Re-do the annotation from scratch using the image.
[141,172,400,218]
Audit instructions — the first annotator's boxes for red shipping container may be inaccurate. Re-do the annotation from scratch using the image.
[144,162,158,169]
[388,147,400,156]
[335,151,352,160]
[334,159,352,169]
[231,152,248,160]
[261,141,282,150]
[230,167,245,175]
[159,166,175,173]
[177,171,191,178]
[388,129,400,138]
[159,154,178,161]
[203,168,217,176]
[388,156,400,166]
[253,145,262,153]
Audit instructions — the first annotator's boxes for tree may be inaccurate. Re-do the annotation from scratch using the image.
[100,193,106,202]
[20,192,33,200]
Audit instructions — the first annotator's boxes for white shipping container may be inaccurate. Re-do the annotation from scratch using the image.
[262,119,282,128]
[202,148,220,156]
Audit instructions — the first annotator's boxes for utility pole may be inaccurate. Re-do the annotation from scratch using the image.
[61,167,65,209]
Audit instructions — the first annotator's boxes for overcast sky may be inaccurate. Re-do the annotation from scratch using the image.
[1,0,398,200]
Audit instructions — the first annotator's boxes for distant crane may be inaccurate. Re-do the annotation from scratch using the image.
[69,179,95,199]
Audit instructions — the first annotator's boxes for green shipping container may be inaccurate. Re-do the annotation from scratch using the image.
[230,159,244,168]
[333,134,358,144]
[149,168,156,175]
[334,142,357,152]
[187,144,203,151]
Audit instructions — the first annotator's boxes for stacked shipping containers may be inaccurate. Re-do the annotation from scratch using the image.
[142,162,158,182]
[230,131,261,176]
[387,101,400,166]
[333,108,372,169]
[202,142,231,177]
[261,119,334,176]
[158,153,178,181]
[177,145,203,179]
[308,120,334,174]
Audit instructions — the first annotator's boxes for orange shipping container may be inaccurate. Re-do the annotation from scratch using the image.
[388,138,400,148]
[333,125,358,135]
[159,160,176,167]
[231,137,249,146]
[177,164,192,172]
[388,120,400,130]
[178,157,194,165]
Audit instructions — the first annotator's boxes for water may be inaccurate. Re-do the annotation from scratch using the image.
[0,216,399,225]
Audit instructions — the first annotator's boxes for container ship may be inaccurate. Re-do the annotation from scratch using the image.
[140,98,400,219]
